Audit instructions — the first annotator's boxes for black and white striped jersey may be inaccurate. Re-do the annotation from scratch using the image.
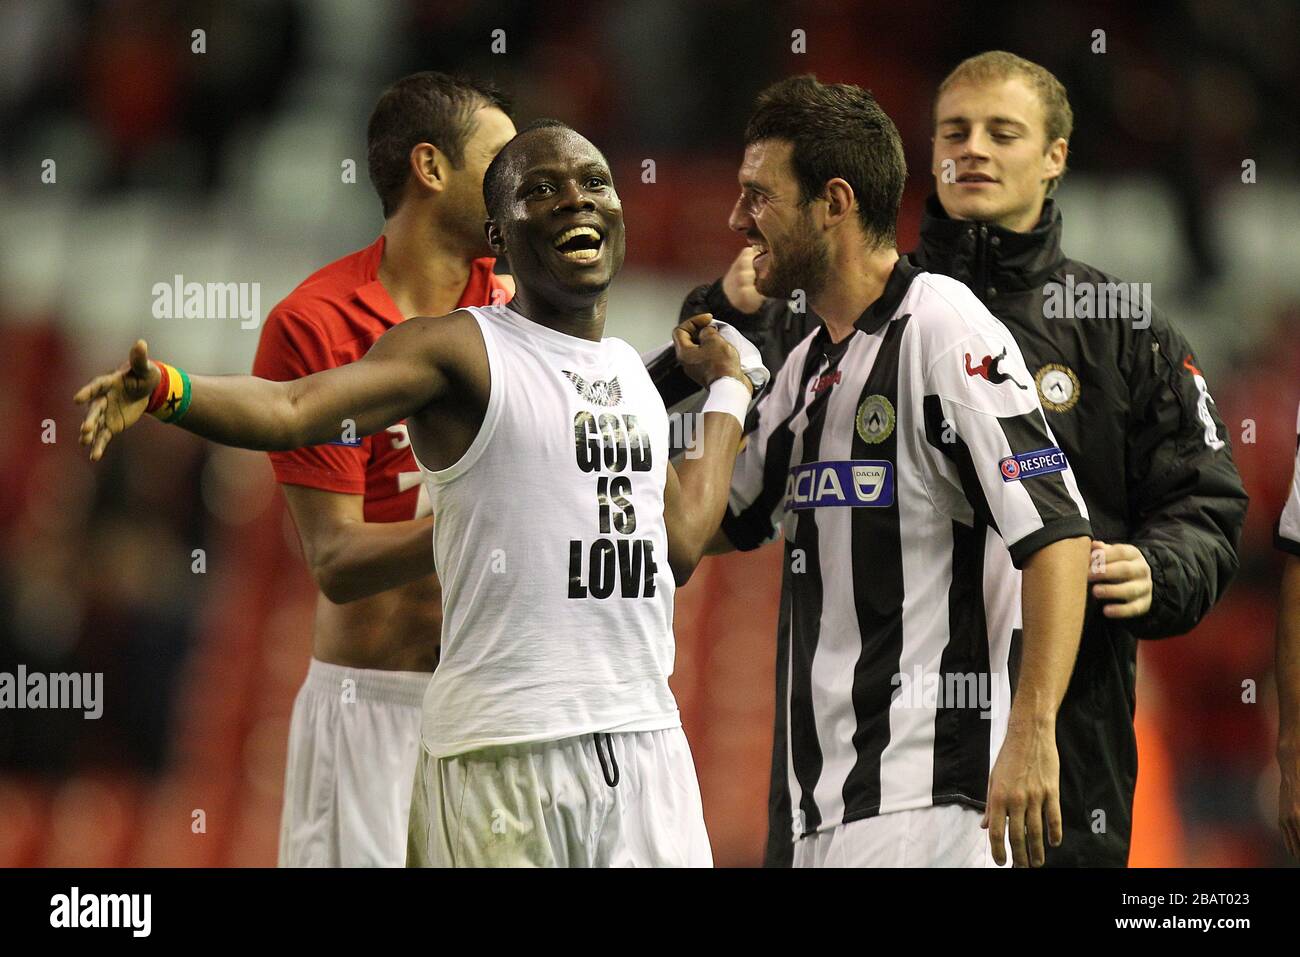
[720,256,1091,838]
[1279,403,1300,557]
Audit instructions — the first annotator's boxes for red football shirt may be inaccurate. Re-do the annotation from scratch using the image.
[252,235,510,522]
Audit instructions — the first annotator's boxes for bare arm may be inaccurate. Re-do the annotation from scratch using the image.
[1013,535,1091,728]
[281,485,435,604]
[1277,555,1300,858]
[662,313,750,585]
[700,437,756,557]
[664,415,743,585]
[985,535,1090,867]
[76,312,469,459]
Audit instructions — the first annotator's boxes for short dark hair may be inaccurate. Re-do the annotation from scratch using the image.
[482,118,576,221]
[744,75,906,247]
[367,71,512,218]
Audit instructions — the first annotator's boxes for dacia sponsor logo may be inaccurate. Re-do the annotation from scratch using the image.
[999,447,1068,482]
[784,460,894,510]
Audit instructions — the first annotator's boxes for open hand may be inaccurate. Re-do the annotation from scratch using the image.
[73,339,159,461]
[983,718,1062,867]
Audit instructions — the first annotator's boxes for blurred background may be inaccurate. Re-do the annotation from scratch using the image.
[1,0,1298,866]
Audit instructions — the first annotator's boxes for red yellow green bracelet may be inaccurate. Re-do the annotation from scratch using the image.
[145,361,192,423]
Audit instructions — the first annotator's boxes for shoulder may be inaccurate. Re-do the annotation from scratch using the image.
[286,244,376,301]
[903,271,1017,356]
[1053,255,1173,335]
[1056,255,1197,370]
[255,304,331,371]
[363,310,485,389]
[902,273,1040,412]
[263,243,379,335]
[393,308,480,344]
[1053,255,1111,283]
[315,239,386,284]
[607,337,665,388]
[607,336,641,360]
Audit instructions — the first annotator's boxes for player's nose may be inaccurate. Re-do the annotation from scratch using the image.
[727,195,752,233]
[964,128,993,158]
[555,178,596,211]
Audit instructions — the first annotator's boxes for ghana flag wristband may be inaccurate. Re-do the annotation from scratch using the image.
[146,361,193,423]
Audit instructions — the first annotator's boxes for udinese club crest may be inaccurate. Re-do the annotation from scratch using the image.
[855,394,896,445]
[1034,363,1081,413]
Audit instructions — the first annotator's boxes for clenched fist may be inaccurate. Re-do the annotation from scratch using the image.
[673,313,751,393]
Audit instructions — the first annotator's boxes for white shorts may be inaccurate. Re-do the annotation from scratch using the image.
[407,727,713,867]
[793,804,1007,867]
[278,658,431,867]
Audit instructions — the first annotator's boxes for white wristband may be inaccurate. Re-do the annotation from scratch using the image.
[700,375,752,428]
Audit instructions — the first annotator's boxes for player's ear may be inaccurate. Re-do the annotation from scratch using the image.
[409,142,448,196]
[485,220,506,255]
[1043,137,1068,183]
[823,178,855,227]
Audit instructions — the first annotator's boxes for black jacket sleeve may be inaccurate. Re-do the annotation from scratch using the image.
[1123,312,1249,638]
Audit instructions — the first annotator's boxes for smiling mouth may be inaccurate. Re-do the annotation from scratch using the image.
[552,225,604,263]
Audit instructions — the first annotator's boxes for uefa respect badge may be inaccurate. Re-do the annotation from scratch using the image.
[999,447,1068,482]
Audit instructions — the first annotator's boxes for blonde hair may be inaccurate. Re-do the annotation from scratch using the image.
[935,51,1073,194]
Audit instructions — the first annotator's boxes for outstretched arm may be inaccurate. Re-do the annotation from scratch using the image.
[76,313,464,459]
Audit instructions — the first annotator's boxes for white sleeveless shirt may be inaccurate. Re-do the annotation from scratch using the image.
[418,304,680,757]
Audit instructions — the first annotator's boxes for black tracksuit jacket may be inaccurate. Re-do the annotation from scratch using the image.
[680,195,1248,867]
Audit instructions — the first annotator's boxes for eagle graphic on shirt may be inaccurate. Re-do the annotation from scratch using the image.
[563,371,623,407]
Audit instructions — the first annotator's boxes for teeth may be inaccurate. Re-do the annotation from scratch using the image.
[552,226,602,248]
[558,247,600,262]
